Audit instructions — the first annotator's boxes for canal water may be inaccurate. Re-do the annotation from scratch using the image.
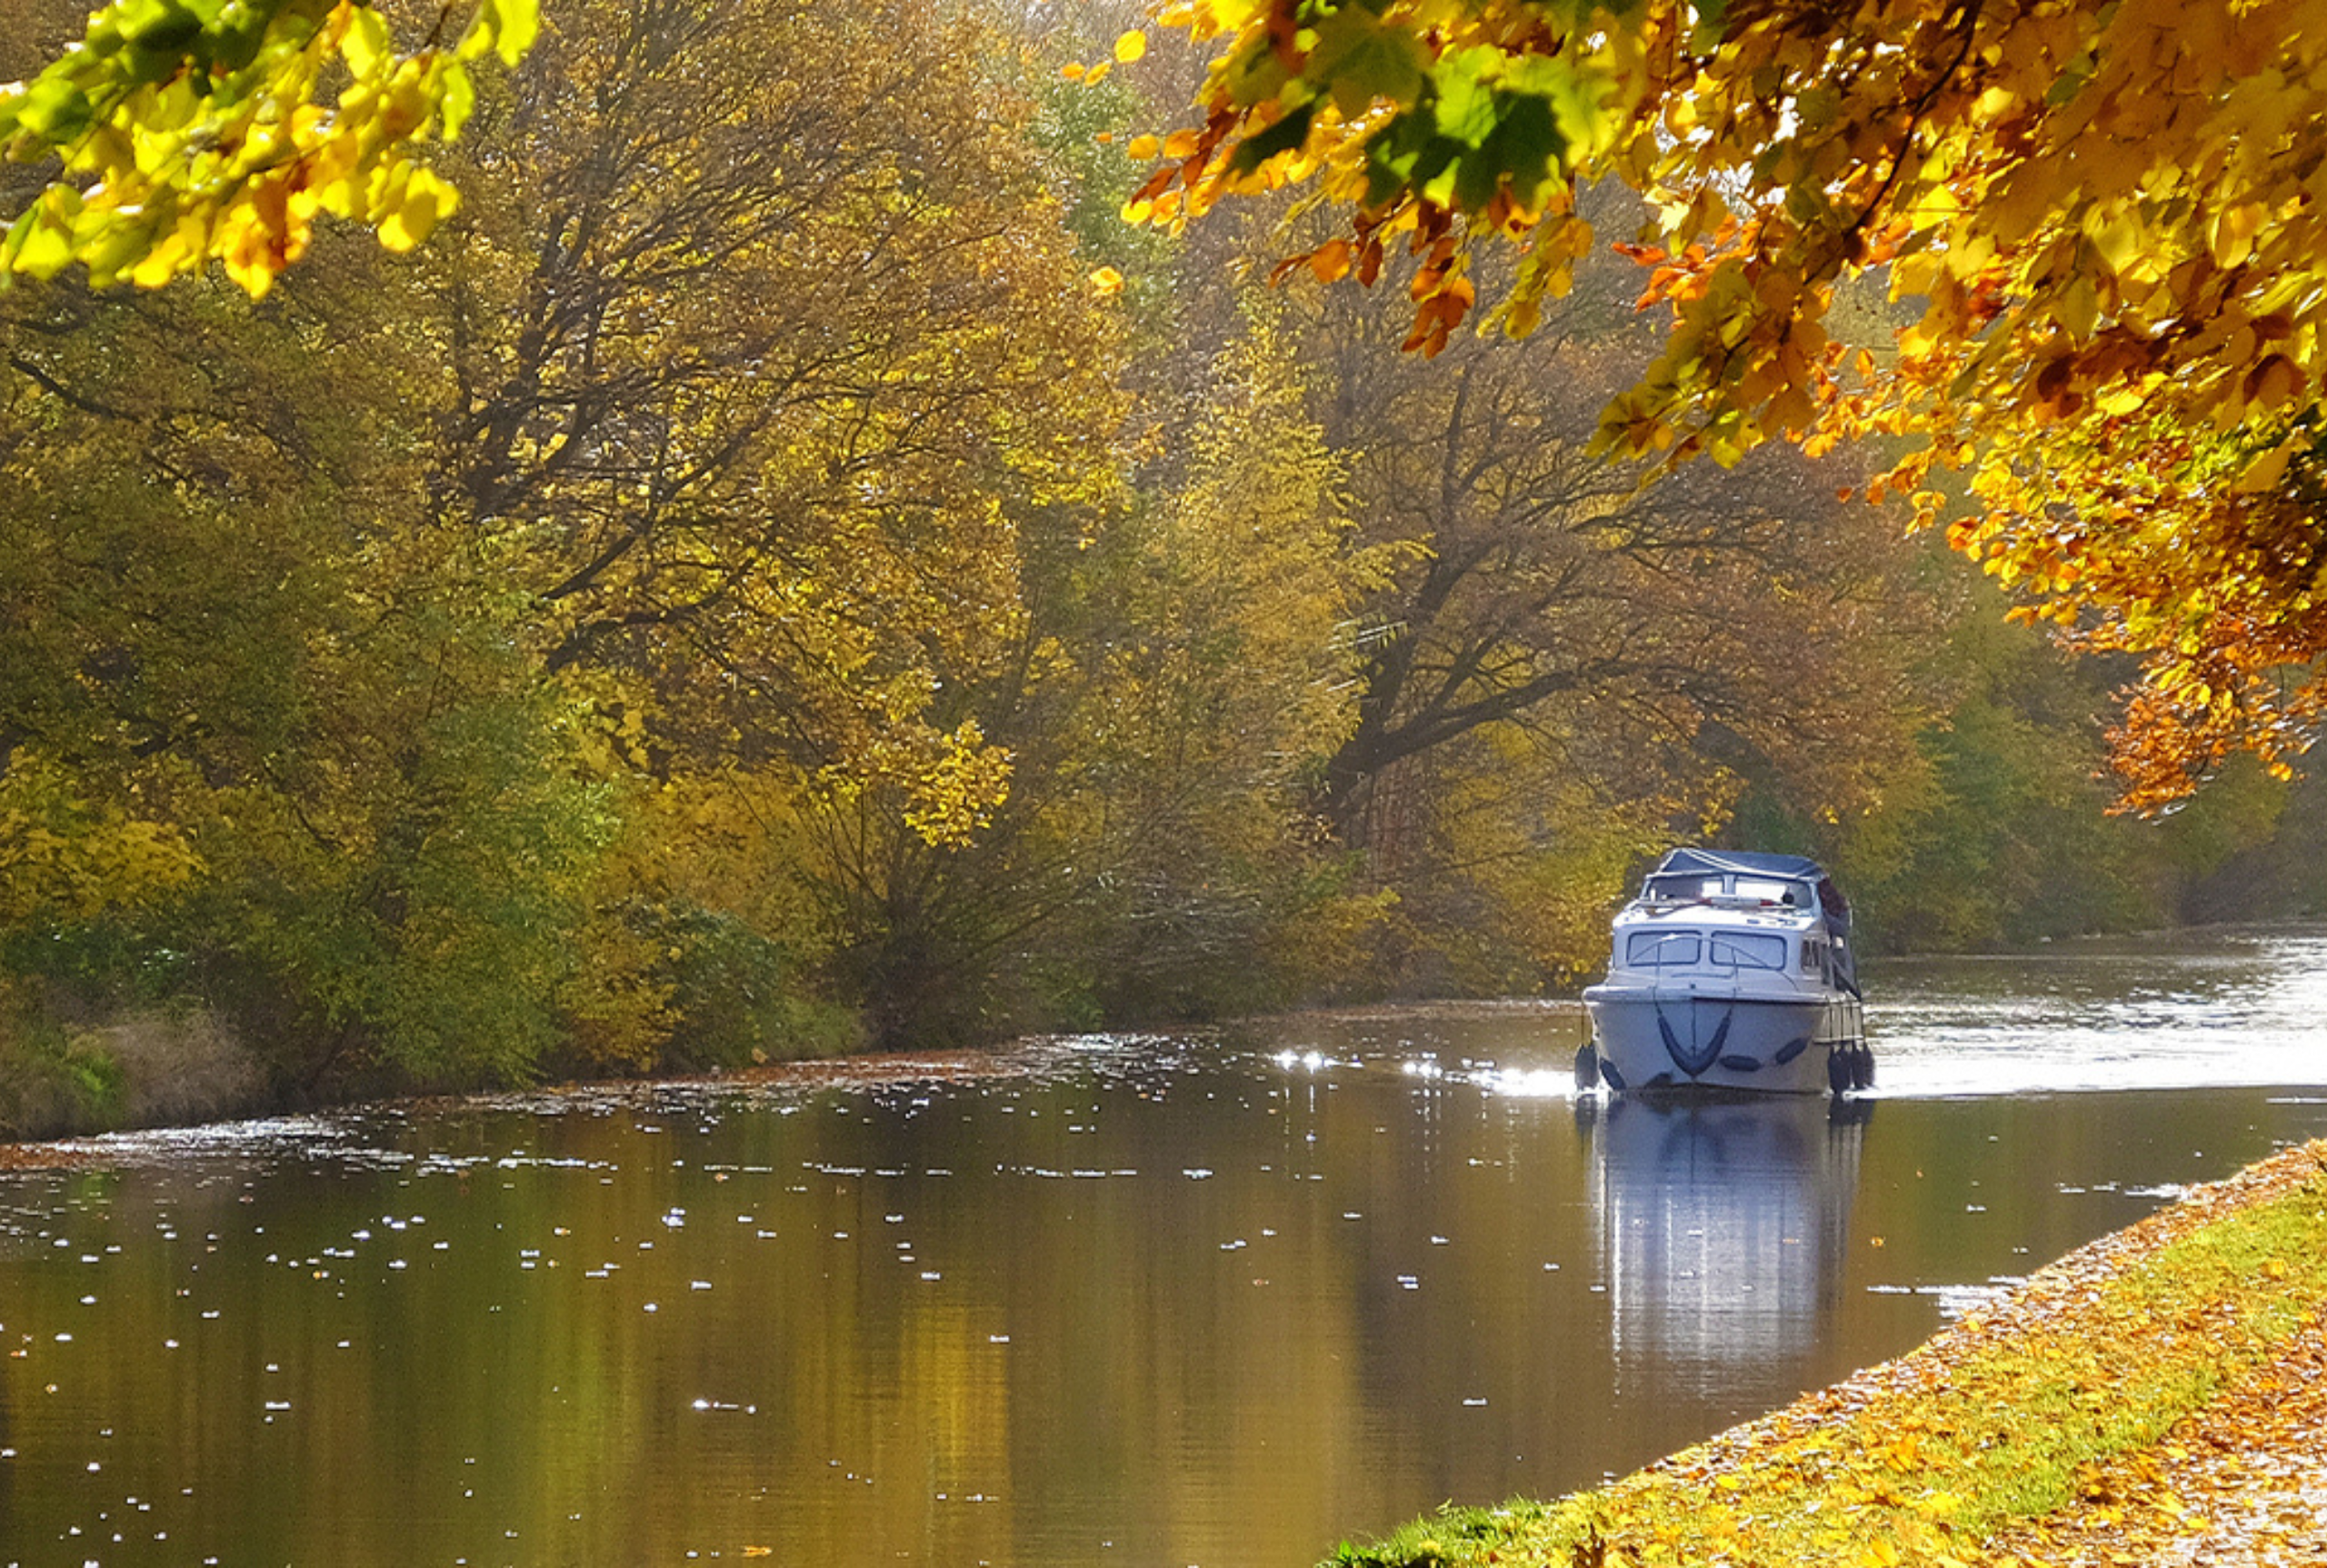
[3,924,2324,1567]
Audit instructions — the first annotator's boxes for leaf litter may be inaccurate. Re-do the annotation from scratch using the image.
[1335,1139,2327,1568]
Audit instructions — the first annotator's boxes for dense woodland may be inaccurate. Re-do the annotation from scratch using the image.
[2,0,2322,1135]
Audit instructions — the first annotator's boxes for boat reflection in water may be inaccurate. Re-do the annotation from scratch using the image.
[1585,1094,1872,1393]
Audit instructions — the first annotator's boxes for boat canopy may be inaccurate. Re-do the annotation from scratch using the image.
[1641,847,1852,935]
[1652,848,1827,882]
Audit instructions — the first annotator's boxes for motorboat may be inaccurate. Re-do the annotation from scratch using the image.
[1579,848,1871,1095]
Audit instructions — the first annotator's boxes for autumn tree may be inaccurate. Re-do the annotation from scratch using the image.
[424,0,1124,825]
[1810,572,2173,951]
[1263,218,1928,986]
[757,288,1391,1044]
[419,0,1134,1054]
[0,0,1138,1091]
[20,0,2327,810]
[1044,307,1393,1016]
[0,233,624,1099]
[1130,0,2327,808]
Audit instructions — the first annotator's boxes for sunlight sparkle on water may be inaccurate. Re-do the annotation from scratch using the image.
[1870,930,2327,1096]
[2,925,2322,1568]
[1479,1065,1578,1098]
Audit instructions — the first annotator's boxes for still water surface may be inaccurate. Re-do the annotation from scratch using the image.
[3,925,2325,1567]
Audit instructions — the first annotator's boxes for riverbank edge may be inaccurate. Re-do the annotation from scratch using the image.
[0,1043,1017,1168]
[1329,1135,2327,1568]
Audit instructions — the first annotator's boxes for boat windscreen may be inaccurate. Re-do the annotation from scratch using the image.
[1707,932,1788,970]
[1625,932,1702,967]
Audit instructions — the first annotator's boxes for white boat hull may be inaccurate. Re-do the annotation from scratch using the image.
[1583,984,1853,1094]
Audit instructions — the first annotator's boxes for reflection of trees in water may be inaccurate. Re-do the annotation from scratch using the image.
[1590,1096,1869,1387]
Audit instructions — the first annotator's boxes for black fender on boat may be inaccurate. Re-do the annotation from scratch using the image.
[1654,994,1733,1078]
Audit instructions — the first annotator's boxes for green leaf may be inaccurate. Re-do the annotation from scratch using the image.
[1453,145,1502,210]
[1220,36,1291,107]
[125,2,206,60]
[1476,95,1564,209]
[1363,138,1411,208]
[1410,134,1463,195]
[1362,112,1433,206]
[1503,55,1619,164]
[1229,99,1317,176]
[1431,47,1504,147]
[208,5,275,73]
[13,76,96,144]
[1546,63,1618,161]
[1690,0,1733,50]
[1308,5,1431,118]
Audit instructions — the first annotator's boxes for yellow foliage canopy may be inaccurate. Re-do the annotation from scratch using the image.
[1142,0,2327,807]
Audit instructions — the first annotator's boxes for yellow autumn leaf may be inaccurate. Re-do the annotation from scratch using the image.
[2209,203,2265,270]
[1114,29,1147,63]
[378,168,458,252]
[2247,355,2300,410]
[2233,444,2295,495]
[341,6,394,80]
[1128,134,1162,160]
[128,218,202,289]
[2085,207,2144,276]
[1089,265,1125,296]
[487,0,541,67]
[2054,275,2099,341]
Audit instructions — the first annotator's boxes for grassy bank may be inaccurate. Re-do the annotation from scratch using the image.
[1330,1139,2327,1568]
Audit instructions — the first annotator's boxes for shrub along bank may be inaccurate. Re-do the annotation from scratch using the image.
[1329,1140,2327,1568]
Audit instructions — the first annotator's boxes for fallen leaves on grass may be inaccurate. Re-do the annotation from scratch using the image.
[1333,1141,2327,1568]
[1976,1312,2327,1567]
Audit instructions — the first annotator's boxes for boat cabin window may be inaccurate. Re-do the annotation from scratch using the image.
[1625,932,1702,967]
[1707,932,1788,971]
[1644,875,1721,901]
[1802,937,1827,978]
[1733,877,1813,907]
